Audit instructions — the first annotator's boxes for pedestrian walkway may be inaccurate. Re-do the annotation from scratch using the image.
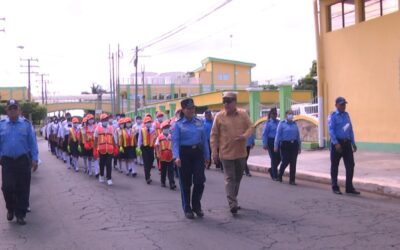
[247,146,400,198]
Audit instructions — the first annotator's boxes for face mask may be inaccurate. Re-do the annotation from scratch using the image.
[109,119,113,124]
[136,120,142,125]
[73,123,78,128]
[157,117,163,123]
[162,128,170,134]
[119,125,124,129]
[102,121,108,127]
[145,123,152,129]
[287,114,294,121]
[126,123,132,128]
[68,122,72,127]
[88,119,94,125]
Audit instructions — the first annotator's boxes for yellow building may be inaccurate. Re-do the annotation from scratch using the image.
[315,0,400,152]
[194,57,256,91]
[0,87,28,102]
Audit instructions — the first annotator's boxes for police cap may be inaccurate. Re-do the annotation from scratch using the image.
[181,98,195,109]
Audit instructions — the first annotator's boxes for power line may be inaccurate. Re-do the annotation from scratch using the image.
[139,0,232,50]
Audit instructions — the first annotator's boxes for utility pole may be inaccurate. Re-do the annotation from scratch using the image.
[108,44,115,116]
[44,80,49,105]
[116,43,121,114]
[0,17,5,32]
[20,58,39,102]
[37,73,49,104]
[134,46,139,115]
[141,65,145,107]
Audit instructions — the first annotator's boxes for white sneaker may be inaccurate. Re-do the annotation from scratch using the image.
[107,179,113,186]
[99,176,105,183]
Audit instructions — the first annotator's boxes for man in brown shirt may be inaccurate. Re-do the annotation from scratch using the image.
[210,92,254,214]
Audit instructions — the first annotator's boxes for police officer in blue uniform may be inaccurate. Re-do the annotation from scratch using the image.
[172,98,210,219]
[329,97,360,195]
[274,110,301,185]
[262,108,281,180]
[0,99,39,225]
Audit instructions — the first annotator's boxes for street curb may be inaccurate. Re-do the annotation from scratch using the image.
[248,163,400,199]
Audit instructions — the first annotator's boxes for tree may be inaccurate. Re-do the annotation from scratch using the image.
[295,60,317,97]
[0,102,47,125]
[90,82,106,94]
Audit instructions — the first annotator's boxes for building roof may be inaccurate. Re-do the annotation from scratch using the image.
[201,57,256,68]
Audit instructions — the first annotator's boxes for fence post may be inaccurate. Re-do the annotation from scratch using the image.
[278,83,293,120]
[247,87,262,123]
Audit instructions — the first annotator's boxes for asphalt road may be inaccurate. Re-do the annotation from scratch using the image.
[0,140,399,250]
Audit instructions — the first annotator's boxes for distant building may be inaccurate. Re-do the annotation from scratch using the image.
[121,57,256,110]
[0,87,28,103]
[316,0,400,152]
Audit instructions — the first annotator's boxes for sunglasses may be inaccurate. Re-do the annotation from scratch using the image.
[223,98,235,104]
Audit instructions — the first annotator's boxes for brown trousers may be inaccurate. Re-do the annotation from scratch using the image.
[221,158,246,209]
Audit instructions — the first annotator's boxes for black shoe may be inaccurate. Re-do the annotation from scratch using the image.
[185,212,195,219]
[246,173,252,177]
[237,206,241,210]
[289,181,297,186]
[170,184,177,190]
[161,183,166,188]
[7,211,14,221]
[146,179,152,185]
[332,188,342,195]
[27,207,31,213]
[95,174,99,178]
[193,209,204,218]
[16,217,26,225]
[346,189,361,195]
[132,173,137,177]
[230,206,238,214]
[277,176,283,182]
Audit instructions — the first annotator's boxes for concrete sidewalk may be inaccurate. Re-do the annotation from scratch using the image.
[247,146,400,198]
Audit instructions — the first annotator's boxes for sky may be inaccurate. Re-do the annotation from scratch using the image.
[0,0,317,98]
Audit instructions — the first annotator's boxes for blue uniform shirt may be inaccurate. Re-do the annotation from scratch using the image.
[247,133,255,147]
[203,118,213,141]
[274,120,301,149]
[172,117,210,160]
[0,117,39,161]
[328,110,355,145]
[262,118,279,147]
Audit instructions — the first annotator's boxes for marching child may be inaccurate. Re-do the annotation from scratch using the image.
[155,120,176,190]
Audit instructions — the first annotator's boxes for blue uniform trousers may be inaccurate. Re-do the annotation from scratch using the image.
[1,155,31,218]
[267,137,281,179]
[178,146,206,213]
[330,139,355,191]
[278,141,299,183]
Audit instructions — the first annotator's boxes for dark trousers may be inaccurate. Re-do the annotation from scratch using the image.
[267,138,281,179]
[141,146,154,181]
[1,155,31,218]
[207,140,212,168]
[244,146,251,175]
[50,140,56,154]
[161,161,175,186]
[278,141,299,183]
[178,146,206,213]
[99,154,112,180]
[330,140,355,191]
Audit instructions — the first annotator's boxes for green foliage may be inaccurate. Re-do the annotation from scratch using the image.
[0,102,47,125]
[295,60,317,97]
[262,84,278,90]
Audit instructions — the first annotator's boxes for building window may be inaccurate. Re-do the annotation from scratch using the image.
[329,0,356,31]
[218,73,230,81]
[364,0,399,21]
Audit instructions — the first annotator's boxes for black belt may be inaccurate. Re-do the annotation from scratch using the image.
[181,144,201,149]
[2,154,28,161]
[282,140,297,144]
[338,139,351,143]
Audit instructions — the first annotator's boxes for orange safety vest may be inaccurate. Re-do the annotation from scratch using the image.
[96,125,114,155]
[158,134,173,162]
[69,127,80,143]
[141,128,156,147]
[82,125,96,149]
[154,121,162,136]
[121,128,136,147]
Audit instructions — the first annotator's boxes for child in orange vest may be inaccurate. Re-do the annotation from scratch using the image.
[119,117,138,177]
[138,116,157,184]
[155,120,176,190]
[94,113,115,186]
[68,117,82,172]
[81,114,97,176]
